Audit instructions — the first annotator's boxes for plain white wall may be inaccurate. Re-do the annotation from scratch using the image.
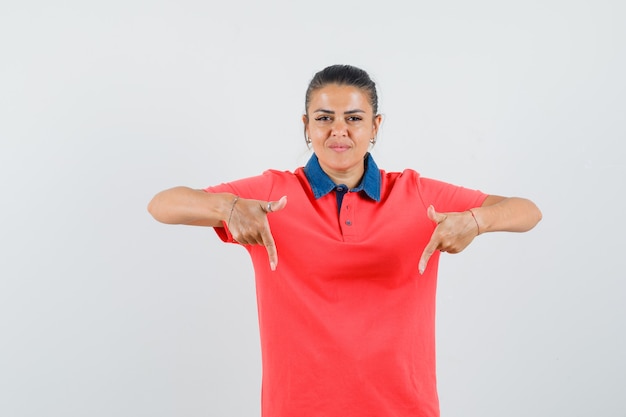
[1,1,625,416]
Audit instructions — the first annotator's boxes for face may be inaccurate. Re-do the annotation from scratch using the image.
[303,84,382,187]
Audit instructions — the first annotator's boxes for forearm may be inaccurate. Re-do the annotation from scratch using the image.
[147,186,235,226]
[473,196,542,233]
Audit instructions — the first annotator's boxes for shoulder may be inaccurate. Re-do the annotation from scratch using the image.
[260,168,307,184]
[380,168,485,207]
[379,169,423,201]
[222,168,301,184]
[381,168,464,190]
[381,168,422,185]
[262,168,300,177]
[204,168,303,199]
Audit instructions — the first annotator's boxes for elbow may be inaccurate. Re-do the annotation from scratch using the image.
[147,195,167,223]
[509,197,542,232]
[147,197,158,220]
[535,206,543,224]
[527,200,543,230]
[534,205,543,226]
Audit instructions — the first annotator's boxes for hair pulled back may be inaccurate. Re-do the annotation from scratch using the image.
[304,64,379,116]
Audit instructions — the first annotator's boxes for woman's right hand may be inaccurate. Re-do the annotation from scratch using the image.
[148,188,288,271]
[227,195,288,271]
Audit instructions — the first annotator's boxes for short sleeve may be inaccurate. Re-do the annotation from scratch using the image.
[416,176,488,213]
[204,170,282,243]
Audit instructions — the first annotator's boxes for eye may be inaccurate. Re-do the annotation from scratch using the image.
[315,115,331,122]
[347,116,363,122]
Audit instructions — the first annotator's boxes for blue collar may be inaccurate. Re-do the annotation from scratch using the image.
[303,153,381,201]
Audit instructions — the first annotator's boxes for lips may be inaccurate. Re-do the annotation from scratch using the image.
[328,143,351,152]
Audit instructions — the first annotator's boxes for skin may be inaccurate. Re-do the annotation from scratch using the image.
[147,188,287,271]
[147,84,542,273]
[303,84,382,188]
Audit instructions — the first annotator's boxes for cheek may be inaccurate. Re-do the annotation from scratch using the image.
[309,125,329,137]
[358,125,375,137]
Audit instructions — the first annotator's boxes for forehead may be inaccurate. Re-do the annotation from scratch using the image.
[309,84,372,112]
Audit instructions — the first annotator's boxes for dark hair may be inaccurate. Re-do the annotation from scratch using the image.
[304,64,379,116]
[303,65,379,145]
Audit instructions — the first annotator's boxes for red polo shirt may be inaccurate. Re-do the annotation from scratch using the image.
[205,158,487,417]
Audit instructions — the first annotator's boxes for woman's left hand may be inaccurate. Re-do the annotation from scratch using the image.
[418,205,479,274]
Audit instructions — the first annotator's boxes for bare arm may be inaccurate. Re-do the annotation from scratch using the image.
[147,186,235,227]
[473,195,542,233]
[147,186,288,270]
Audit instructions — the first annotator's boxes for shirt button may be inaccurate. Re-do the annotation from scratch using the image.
[345,220,352,226]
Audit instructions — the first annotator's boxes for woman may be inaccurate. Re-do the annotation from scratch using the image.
[148,64,542,417]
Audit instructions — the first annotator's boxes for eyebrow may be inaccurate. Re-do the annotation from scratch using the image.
[312,108,366,115]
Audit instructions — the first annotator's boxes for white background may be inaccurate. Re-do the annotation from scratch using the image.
[1,1,625,416]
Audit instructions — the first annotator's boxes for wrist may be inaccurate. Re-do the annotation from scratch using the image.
[227,195,239,225]
[468,208,481,236]
[207,193,239,223]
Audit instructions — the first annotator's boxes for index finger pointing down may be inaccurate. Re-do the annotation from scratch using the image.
[261,227,278,271]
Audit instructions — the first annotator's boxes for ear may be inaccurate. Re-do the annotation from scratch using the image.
[372,114,382,136]
[302,114,309,136]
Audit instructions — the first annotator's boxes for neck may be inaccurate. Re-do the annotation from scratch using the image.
[322,166,364,189]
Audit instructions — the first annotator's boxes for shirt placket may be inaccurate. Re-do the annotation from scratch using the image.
[339,192,357,241]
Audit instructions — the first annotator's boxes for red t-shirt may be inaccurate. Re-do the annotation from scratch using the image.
[205,167,487,417]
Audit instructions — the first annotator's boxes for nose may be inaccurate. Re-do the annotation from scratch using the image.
[331,119,348,137]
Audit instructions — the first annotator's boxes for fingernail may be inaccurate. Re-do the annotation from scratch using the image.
[418,263,424,275]
[270,262,276,271]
